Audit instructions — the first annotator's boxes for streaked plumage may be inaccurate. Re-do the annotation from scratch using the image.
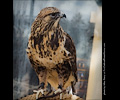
[26,7,77,98]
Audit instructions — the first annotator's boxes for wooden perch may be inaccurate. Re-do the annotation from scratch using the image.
[19,90,83,100]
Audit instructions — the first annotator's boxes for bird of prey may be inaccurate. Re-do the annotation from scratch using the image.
[26,7,77,99]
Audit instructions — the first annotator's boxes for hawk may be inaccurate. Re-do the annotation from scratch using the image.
[26,7,77,99]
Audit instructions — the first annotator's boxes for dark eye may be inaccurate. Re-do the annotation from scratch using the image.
[51,13,56,16]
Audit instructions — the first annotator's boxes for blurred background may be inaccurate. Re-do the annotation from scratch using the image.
[13,0,102,99]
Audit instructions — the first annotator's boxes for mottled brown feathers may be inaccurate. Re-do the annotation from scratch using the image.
[26,7,77,90]
[37,7,60,18]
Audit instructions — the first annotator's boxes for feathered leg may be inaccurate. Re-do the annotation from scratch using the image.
[54,65,70,100]
[54,74,63,100]
[33,66,47,99]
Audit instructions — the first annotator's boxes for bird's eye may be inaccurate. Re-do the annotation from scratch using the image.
[51,13,56,16]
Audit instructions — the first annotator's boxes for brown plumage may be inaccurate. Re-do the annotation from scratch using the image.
[26,7,77,98]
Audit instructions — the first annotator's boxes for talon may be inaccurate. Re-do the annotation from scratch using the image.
[66,90,69,94]
[46,90,52,96]
[60,93,62,100]
[33,88,46,99]
[54,89,62,99]
[33,82,46,99]
[54,88,62,94]
[42,94,45,97]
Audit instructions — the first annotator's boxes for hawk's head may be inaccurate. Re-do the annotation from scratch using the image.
[36,7,66,28]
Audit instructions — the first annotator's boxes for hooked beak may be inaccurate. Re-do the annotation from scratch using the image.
[62,14,66,18]
[60,12,66,18]
[53,12,66,28]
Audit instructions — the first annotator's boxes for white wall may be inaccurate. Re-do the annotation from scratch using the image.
[86,6,102,100]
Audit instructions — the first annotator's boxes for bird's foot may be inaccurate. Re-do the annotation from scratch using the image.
[33,88,46,100]
[66,89,69,94]
[33,82,46,99]
[54,88,62,94]
[54,88,63,100]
